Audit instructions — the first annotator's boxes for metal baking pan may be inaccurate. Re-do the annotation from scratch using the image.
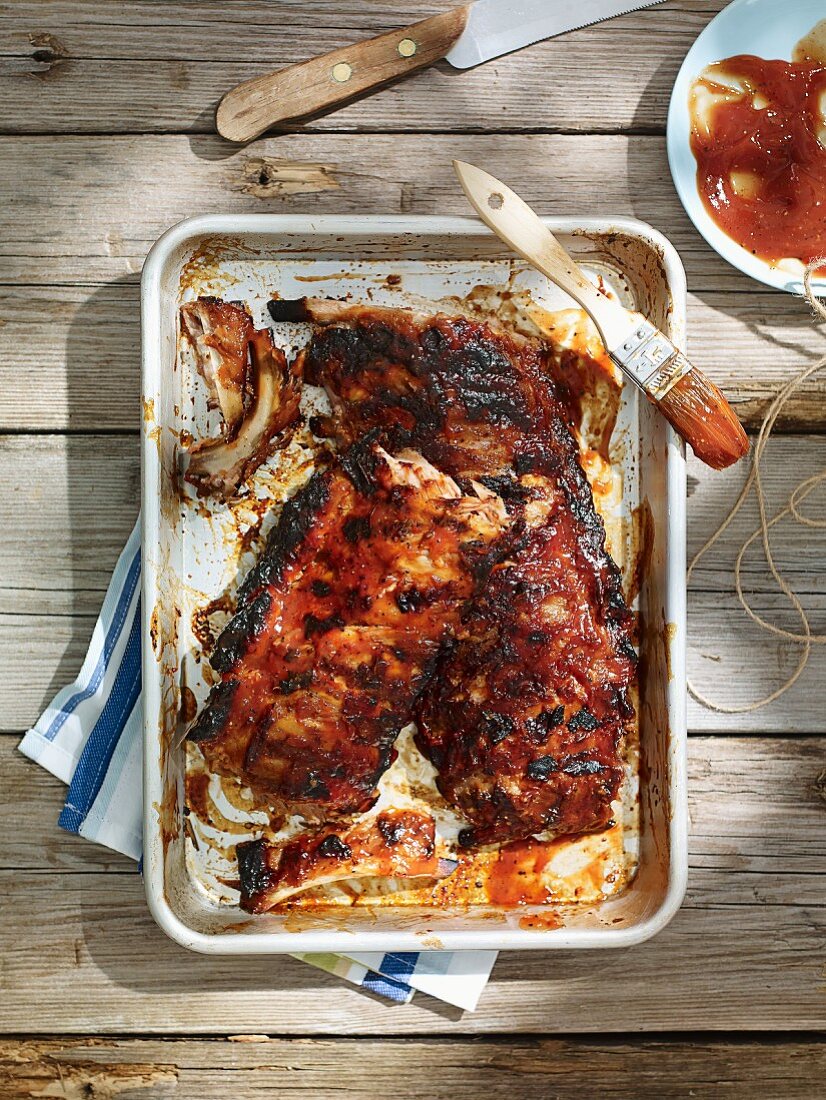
[141,213,687,953]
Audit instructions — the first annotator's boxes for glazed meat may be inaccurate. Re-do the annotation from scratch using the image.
[180,298,302,498]
[188,437,509,818]
[273,298,636,846]
[237,809,456,912]
[270,296,559,481]
[181,297,253,433]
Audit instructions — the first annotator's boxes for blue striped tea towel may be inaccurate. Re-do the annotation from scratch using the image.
[19,520,496,1011]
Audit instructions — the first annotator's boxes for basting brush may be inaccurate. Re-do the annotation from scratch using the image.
[453,160,749,470]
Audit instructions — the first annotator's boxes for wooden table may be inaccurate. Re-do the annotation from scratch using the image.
[2,2,825,1095]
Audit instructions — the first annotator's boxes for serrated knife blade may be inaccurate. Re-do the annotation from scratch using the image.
[447,0,664,69]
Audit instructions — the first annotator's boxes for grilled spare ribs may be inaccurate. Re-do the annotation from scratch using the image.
[180,298,302,499]
[237,809,456,912]
[188,437,510,819]
[274,298,636,847]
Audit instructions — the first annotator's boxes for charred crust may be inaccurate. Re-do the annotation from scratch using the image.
[525,705,565,740]
[187,678,239,743]
[421,325,447,353]
[478,473,532,503]
[237,472,331,605]
[607,589,626,610]
[267,297,311,323]
[513,451,541,476]
[567,708,600,733]
[304,612,344,639]
[460,522,524,586]
[561,753,608,776]
[211,591,272,672]
[236,838,272,904]
[317,834,352,859]
[395,588,424,614]
[377,815,404,846]
[339,434,382,496]
[352,663,384,690]
[311,579,332,597]
[343,515,371,543]
[450,339,533,428]
[278,670,313,695]
[527,755,559,780]
[614,687,635,720]
[481,711,515,745]
[527,630,549,646]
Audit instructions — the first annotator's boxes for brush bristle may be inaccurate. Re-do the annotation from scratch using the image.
[656,369,749,470]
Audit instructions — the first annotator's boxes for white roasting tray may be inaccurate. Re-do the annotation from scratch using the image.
[141,214,687,954]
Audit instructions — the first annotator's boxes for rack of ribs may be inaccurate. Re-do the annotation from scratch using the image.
[271,297,637,847]
[188,436,510,822]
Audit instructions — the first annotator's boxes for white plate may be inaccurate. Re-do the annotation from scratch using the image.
[667,0,826,293]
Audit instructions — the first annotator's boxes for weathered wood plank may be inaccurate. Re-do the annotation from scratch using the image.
[0,740,131,870]
[0,1,726,135]
[3,279,825,433]
[5,131,823,301]
[0,434,138,618]
[0,868,823,1034]
[2,433,826,731]
[2,1036,824,1099]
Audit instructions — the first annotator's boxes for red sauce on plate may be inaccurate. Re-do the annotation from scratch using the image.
[689,30,826,273]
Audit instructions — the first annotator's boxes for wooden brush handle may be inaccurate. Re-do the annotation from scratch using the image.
[216,6,472,143]
[453,160,750,469]
[452,159,632,350]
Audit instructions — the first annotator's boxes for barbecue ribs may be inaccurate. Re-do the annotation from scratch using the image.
[180,298,302,498]
[188,437,510,819]
[236,809,456,912]
[273,298,637,847]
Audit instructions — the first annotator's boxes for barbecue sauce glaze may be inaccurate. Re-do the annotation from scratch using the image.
[689,20,826,273]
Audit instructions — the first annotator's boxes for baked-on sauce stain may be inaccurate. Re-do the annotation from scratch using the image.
[485,837,566,906]
[689,21,826,272]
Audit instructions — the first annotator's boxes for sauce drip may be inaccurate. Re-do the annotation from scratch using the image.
[689,23,826,273]
[485,837,564,907]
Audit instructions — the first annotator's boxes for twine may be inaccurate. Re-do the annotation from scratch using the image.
[687,259,826,713]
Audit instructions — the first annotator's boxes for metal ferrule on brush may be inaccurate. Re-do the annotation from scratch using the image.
[609,318,694,402]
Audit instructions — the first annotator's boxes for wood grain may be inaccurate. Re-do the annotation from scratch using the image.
[1,135,825,433]
[2,0,824,1061]
[0,132,795,291]
[1,874,824,1034]
[3,734,824,1033]
[216,6,472,142]
[0,1,726,135]
[2,1036,824,1099]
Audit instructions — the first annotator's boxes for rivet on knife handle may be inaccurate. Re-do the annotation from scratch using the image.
[216,6,472,143]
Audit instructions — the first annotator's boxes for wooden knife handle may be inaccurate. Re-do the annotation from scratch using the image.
[216,5,473,143]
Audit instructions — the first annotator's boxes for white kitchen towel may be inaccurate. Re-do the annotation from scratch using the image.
[19,520,496,1012]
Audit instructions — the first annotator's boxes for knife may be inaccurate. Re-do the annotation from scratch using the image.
[217,0,664,142]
